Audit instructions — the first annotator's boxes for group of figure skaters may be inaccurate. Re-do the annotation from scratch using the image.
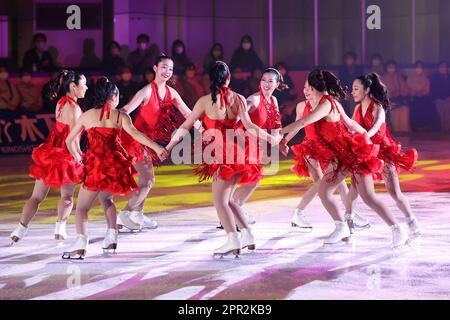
[9,55,421,259]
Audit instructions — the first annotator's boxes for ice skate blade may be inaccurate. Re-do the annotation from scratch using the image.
[213,249,240,259]
[62,250,86,260]
[54,234,66,240]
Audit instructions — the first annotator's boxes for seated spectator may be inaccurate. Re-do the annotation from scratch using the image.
[116,66,140,108]
[273,62,297,105]
[368,53,385,76]
[338,51,364,115]
[0,66,20,111]
[172,39,193,76]
[139,66,156,89]
[127,33,160,75]
[22,33,55,72]
[203,42,224,75]
[101,41,125,76]
[79,38,101,69]
[382,60,410,132]
[201,73,211,94]
[407,61,438,131]
[247,68,263,94]
[431,61,450,131]
[16,69,43,112]
[47,46,63,69]
[230,67,250,97]
[178,63,205,109]
[230,35,264,73]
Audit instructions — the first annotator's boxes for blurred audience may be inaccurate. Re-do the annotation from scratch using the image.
[203,43,224,75]
[172,39,193,76]
[101,41,126,77]
[140,66,156,89]
[22,33,55,72]
[230,35,264,72]
[79,38,101,69]
[177,63,205,109]
[116,66,140,108]
[367,53,385,76]
[338,51,364,115]
[0,66,20,111]
[16,69,43,112]
[127,33,160,75]
[431,61,450,131]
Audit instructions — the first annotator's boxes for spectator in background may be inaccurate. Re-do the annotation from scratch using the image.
[140,66,156,89]
[79,38,101,69]
[177,63,205,109]
[0,66,20,111]
[407,61,437,131]
[47,46,63,69]
[201,73,211,94]
[338,51,364,115]
[172,39,193,76]
[203,42,224,75]
[22,33,55,72]
[273,62,297,126]
[431,61,450,131]
[230,67,250,97]
[368,53,384,76]
[101,41,126,77]
[16,69,43,112]
[382,60,409,105]
[247,68,263,94]
[230,35,264,73]
[116,66,140,108]
[127,34,160,75]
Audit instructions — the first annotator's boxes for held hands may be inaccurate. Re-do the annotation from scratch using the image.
[156,145,169,161]
[270,132,283,145]
[279,138,289,156]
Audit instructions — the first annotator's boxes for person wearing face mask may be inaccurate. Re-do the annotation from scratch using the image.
[22,33,55,73]
[16,69,43,112]
[79,38,101,69]
[367,53,385,76]
[431,61,450,131]
[203,43,225,75]
[178,63,205,108]
[127,34,161,75]
[0,66,20,111]
[116,66,140,108]
[407,61,436,131]
[101,41,126,77]
[172,39,193,76]
[230,35,264,74]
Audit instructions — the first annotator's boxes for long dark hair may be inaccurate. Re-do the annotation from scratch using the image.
[48,69,84,100]
[209,61,230,104]
[357,73,391,111]
[92,77,118,108]
[263,68,288,91]
[308,69,347,100]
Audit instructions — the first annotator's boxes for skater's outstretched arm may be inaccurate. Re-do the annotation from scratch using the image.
[366,103,385,138]
[335,101,366,134]
[120,86,150,114]
[169,88,204,132]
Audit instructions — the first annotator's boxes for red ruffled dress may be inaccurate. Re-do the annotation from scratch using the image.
[291,100,328,177]
[83,106,138,195]
[29,96,84,189]
[121,81,185,166]
[194,89,263,184]
[291,95,384,179]
[354,99,418,179]
[246,90,282,164]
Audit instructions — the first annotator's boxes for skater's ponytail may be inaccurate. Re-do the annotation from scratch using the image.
[209,61,230,104]
[263,68,288,91]
[92,77,118,108]
[308,69,347,100]
[48,69,84,101]
[357,73,391,111]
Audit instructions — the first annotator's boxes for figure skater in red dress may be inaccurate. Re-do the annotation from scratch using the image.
[117,55,203,231]
[165,61,282,258]
[215,68,284,228]
[350,73,420,236]
[10,70,87,245]
[281,70,409,248]
[62,77,167,259]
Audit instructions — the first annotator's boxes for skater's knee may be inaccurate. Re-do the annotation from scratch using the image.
[29,195,45,205]
[60,195,73,207]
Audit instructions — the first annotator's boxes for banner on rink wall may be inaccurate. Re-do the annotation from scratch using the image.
[0,111,55,155]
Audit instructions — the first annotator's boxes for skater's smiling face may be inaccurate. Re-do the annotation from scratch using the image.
[260,72,278,94]
[303,81,312,100]
[351,79,369,103]
[154,57,174,82]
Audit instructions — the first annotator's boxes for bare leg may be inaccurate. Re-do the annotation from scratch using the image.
[74,186,98,236]
[124,159,155,212]
[232,183,259,206]
[353,174,396,226]
[229,179,250,230]
[212,176,238,233]
[382,164,413,218]
[297,158,323,210]
[347,178,359,214]
[19,179,50,226]
[317,166,349,222]
[98,192,117,229]
[57,183,76,222]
